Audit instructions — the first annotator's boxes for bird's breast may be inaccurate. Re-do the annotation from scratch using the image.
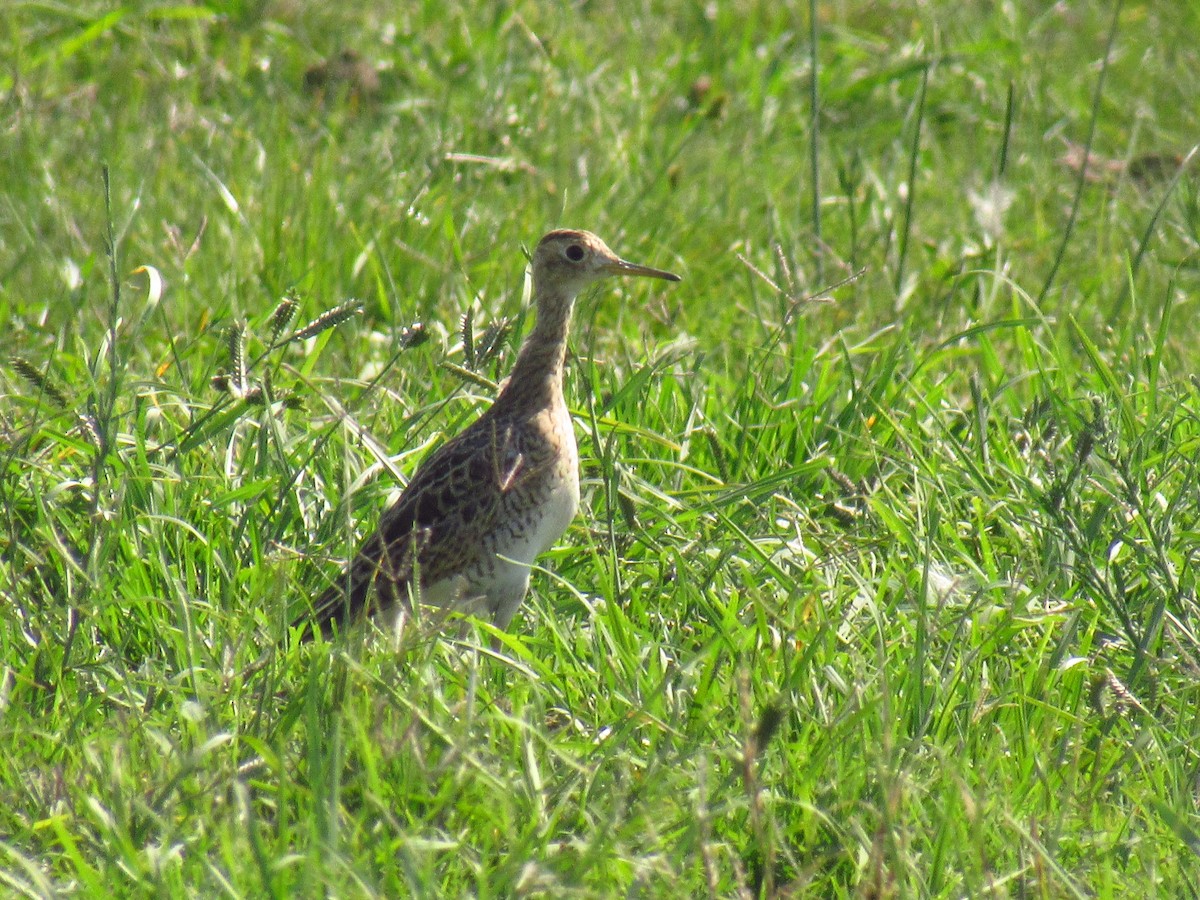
[493,404,579,567]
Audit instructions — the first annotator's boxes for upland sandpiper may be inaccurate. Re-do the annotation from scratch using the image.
[300,229,680,639]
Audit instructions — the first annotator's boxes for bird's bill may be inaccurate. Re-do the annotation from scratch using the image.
[608,258,682,282]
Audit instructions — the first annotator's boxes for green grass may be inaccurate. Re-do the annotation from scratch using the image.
[3,0,1200,896]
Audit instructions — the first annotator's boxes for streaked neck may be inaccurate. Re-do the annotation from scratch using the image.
[497,283,576,411]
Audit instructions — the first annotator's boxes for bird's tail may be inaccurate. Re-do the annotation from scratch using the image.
[292,540,385,642]
[292,526,423,643]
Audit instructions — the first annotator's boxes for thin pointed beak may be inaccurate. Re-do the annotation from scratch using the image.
[608,257,681,282]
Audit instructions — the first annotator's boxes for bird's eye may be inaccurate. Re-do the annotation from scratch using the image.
[565,244,585,262]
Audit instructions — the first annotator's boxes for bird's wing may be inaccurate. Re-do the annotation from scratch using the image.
[300,414,529,638]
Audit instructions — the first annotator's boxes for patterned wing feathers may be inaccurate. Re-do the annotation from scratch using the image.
[299,415,525,639]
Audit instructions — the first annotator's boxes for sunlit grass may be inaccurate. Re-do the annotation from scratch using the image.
[2,1,1199,896]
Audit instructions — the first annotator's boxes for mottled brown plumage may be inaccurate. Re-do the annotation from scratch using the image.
[300,230,679,639]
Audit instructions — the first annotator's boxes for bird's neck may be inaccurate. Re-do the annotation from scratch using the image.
[497,286,576,411]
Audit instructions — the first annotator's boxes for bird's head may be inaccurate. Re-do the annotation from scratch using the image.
[530,229,680,299]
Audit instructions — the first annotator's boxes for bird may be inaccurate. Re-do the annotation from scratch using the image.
[298,229,681,640]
